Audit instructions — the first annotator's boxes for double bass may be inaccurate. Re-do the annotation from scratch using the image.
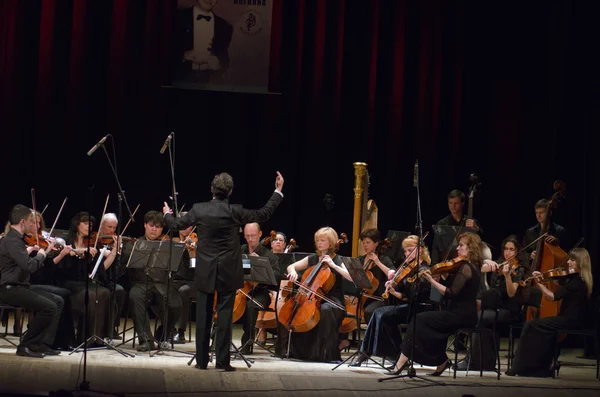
[526,181,567,320]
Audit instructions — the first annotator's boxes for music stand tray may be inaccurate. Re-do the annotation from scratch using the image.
[126,239,185,273]
[248,256,278,287]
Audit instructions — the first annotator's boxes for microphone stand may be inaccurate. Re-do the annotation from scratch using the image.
[152,133,193,357]
[379,160,444,385]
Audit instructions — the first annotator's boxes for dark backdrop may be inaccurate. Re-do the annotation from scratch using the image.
[1,0,598,288]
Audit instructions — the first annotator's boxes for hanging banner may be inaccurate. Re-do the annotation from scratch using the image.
[173,0,274,93]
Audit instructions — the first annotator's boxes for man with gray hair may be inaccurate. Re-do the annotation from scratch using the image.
[163,171,284,371]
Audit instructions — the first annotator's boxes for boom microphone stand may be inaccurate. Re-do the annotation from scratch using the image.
[379,160,444,385]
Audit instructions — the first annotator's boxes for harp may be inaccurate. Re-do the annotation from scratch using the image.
[352,162,378,256]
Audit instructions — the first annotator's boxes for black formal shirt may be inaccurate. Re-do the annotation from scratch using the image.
[0,228,45,286]
[523,222,567,255]
[555,275,588,325]
[240,243,281,293]
[489,262,526,313]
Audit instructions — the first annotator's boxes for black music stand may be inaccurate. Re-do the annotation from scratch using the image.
[125,239,190,356]
[238,256,279,355]
[332,257,387,371]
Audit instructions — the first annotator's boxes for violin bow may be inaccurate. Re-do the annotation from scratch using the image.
[119,203,140,238]
[40,202,49,216]
[30,189,40,246]
[47,197,67,238]
[94,194,110,249]
[555,237,584,269]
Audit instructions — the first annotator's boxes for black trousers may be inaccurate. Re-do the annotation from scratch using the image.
[112,283,126,330]
[63,280,111,342]
[129,282,182,343]
[241,289,272,347]
[196,290,235,368]
[0,285,63,350]
[175,281,195,331]
[30,284,74,349]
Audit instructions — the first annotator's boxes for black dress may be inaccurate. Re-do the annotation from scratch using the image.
[287,254,346,362]
[511,275,588,377]
[360,254,395,323]
[401,262,480,366]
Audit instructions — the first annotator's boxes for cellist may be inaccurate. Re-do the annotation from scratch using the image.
[285,226,353,363]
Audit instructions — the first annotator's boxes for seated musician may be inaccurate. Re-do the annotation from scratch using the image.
[122,211,182,351]
[351,235,430,367]
[172,216,197,344]
[97,212,127,338]
[523,199,568,261]
[270,231,286,254]
[0,205,64,357]
[339,228,395,351]
[388,232,483,376]
[55,212,113,346]
[506,248,592,377]
[456,235,527,371]
[239,222,281,353]
[284,226,354,363]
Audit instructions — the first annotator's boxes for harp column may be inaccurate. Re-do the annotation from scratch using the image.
[352,162,368,257]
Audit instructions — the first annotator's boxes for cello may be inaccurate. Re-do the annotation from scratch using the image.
[526,181,567,321]
[278,234,348,333]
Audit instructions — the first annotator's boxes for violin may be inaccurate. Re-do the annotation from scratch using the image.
[173,231,197,255]
[522,267,580,285]
[419,255,469,278]
[279,232,348,333]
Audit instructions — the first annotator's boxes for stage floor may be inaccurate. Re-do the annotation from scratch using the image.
[0,322,598,396]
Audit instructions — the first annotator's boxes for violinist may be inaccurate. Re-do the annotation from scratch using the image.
[388,232,483,376]
[0,205,64,357]
[173,216,197,344]
[284,226,354,363]
[351,235,430,367]
[163,171,284,371]
[523,199,568,261]
[270,232,287,254]
[339,228,395,351]
[123,210,182,351]
[98,213,126,338]
[239,223,281,353]
[56,212,113,345]
[431,190,483,264]
[457,235,528,371]
[506,248,593,377]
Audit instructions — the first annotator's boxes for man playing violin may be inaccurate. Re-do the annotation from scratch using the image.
[0,205,65,357]
[239,222,281,354]
[123,211,183,351]
[523,199,568,261]
[173,218,197,344]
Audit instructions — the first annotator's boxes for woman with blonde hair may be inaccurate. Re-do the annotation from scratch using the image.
[284,226,353,362]
[507,247,593,377]
[387,232,483,376]
[350,235,431,367]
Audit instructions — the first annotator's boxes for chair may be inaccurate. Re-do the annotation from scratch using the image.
[552,295,600,379]
[244,288,280,355]
[453,290,502,380]
[341,277,362,350]
[507,288,543,371]
[0,302,25,347]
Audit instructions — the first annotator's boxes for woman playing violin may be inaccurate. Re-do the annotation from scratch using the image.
[56,212,113,344]
[458,235,528,371]
[507,248,593,377]
[351,235,430,367]
[388,232,483,376]
[285,226,353,363]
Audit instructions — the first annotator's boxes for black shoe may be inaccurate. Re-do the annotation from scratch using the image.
[173,329,186,344]
[349,352,369,367]
[195,364,208,370]
[35,346,61,356]
[136,341,157,352]
[385,361,409,376]
[16,346,45,358]
[239,346,252,355]
[154,325,164,342]
[13,326,22,337]
[428,360,452,376]
[216,363,236,372]
[505,369,516,376]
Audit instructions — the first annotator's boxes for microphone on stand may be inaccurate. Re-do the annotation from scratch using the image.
[413,159,419,188]
[87,135,109,157]
[160,133,173,155]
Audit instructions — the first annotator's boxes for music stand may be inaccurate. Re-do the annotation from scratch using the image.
[125,239,190,356]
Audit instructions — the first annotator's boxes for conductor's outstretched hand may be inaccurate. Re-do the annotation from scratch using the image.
[275,171,284,191]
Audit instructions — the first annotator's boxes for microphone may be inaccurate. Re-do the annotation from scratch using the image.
[87,135,109,156]
[413,159,419,187]
[160,133,173,155]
